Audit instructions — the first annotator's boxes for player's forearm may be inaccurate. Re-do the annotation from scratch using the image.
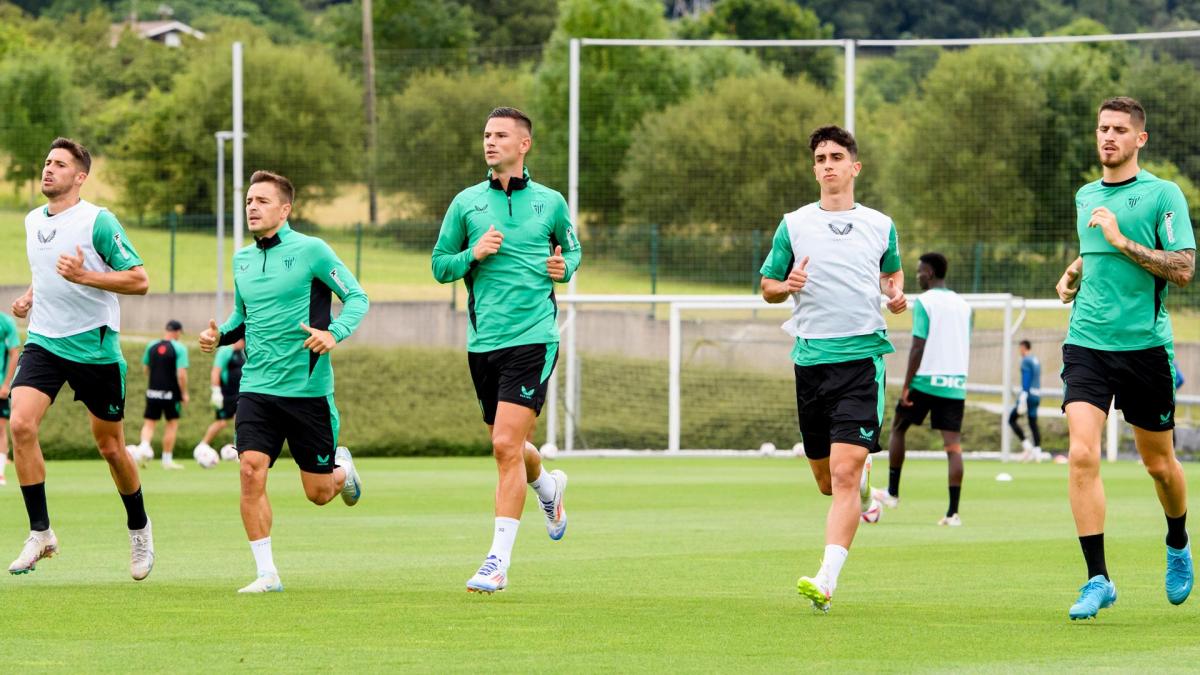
[760,277,790,304]
[210,367,222,387]
[2,349,18,388]
[559,247,582,283]
[431,248,475,283]
[177,371,188,392]
[902,339,925,390]
[329,292,370,342]
[1117,242,1195,287]
[75,267,149,295]
[880,270,904,296]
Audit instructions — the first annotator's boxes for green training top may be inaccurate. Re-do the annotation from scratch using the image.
[218,223,369,398]
[432,169,582,352]
[1068,170,1196,352]
[0,313,19,380]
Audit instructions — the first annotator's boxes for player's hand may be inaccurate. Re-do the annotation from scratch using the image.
[1088,207,1127,249]
[899,386,913,407]
[210,385,223,410]
[884,278,907,314]
[547,245,566,281]
[1056,262,1081,304]
[11,291,31,319]
[785,256,809,293]
[56,245,87,284]
[472,225,503,261]
[300,321,337,354]
[199,319,221,353]
[1017,391,1029,415]
[0,385,10,400]
[181,391,190,405]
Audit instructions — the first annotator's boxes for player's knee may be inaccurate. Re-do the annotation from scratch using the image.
[830,465,860,491]
[239,459,267,485]
[491,431,524,460]
[1142,457,1176,483]
[96,442,124,463]
[1068,445,1100,472]
[304,484,334,505]
[9,415,36,442]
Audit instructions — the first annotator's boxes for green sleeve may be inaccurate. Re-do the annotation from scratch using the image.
[758,219,793,281]
[214,346,232,370]
[92,211,144,271]
[309,239,369,343]
[881,223,902,273]
[1159,184,1196,251]
[173,340,189,369]
[431,198,476,283]
[142,342,152,365]
[912,298,929,340]
[1,315,18,349]
[218,281,246,336]
[554,194,582,283]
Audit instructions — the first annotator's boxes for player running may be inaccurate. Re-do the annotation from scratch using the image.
[0,311,22,486]
[1010,340,1045,462]
[432,107,580,594]
[199,170,369,593]
[193,338,245,461]
[760,125,906,612]
[1055,97,1196,620]
[135,319,189,469]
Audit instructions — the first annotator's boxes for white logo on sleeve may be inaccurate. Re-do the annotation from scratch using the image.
[328,268,349,293]
[1163,211,1176,244]
[113,232,130,259]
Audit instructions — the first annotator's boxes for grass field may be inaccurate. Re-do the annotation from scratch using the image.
[3,457,1200,671]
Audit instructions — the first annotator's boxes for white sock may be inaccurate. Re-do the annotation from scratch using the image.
[161,452,173,464]
[249,537,277,575]
[817,544,849,592]
[487,517,520,568]
[528,468,557,503]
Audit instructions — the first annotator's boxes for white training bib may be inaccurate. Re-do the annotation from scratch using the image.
[915,288,972,378]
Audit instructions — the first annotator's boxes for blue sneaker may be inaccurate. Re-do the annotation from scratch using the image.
[1166,541,1193,605]
[1069,575,1117,620]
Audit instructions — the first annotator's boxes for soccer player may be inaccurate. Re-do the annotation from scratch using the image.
[0,311,22,487]
[760,125,906,612]
[1010,339,1044,462]
[8,137,153,579]
[193,338,245,458]
[198,170,368,593]
[873,252,971,526]
[135,319,189,469]
[431,107,580,593]
[1055,97,1196,620]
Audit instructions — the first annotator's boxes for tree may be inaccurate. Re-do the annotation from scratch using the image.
[0,51,77,201]
[1124,54,1200,187]
[457,0,559,50]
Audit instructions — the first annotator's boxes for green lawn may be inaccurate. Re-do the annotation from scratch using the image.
[2,457,1200,671]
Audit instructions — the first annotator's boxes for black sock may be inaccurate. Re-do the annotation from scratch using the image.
[1079,533,1109,580]
[888,467,902,498]
[20,482,50,531]
[947,485,961,517]
[120,487,148,530]
[1167,512,1188,549]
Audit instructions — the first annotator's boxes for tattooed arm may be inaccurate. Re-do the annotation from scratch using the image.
[1117,241,1195,287]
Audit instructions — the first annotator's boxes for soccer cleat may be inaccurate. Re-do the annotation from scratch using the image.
[136,441,154,465]
[859,454,873,511]
[1034,446,1047,464]
[938,513,962,527]
[796,575,832,613]
[129,520,154,581]
[1166,541,1194,605]
[466,555,507,594]
[870,487,899,509]
[335,446,362,506]
[8,530,58,575]
[540,469,568,540]
[1017,439,1035,463]
[1068,575,1117,620]
[161,459,185,470]
[237,572,284,593]
[861,498,883,523]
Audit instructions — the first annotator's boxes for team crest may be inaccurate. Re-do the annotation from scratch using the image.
[283,256,296,270]
[828,222,854,236]
[1127,196,1141,208]
[532,201,545,216]
[37,229,56,244]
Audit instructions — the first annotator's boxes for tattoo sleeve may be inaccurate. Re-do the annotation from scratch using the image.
[1119,242,1195,287]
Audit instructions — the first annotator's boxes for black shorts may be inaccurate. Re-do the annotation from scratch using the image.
[468,343,558,425]
[235,392,340,474]
[216,393,237,421]
[1062,343,1176,431]
[794,356,885,460]
[144,397,181,421]
[0,397,9,420]
[894,388,965,433]
[10,343,126,422]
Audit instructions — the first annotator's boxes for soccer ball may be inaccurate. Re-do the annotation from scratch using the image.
[127,443,153,462]
[792,442,806,457]
[861,498,883,523]
[193,445,219,469]
[759,442,776,456]
[219,444,239,462]
[540,442,558,460]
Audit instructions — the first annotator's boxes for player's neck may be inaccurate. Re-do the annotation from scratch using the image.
[1101,159,1139,184]
[254,222,286,241]
[818,189,854,212]
[491,162,525,191]
[45,192,81,216]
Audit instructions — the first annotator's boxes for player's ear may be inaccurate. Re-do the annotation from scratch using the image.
[1136,130,1148,148]
[280,201,292,220]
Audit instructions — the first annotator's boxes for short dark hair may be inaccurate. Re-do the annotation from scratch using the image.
[49,137,91,173]
[809,125,857,158]
[250,170,295,205]
[1099,96,1146,129]
[165,320,183,332]
[487,106,532,134]
[919,252,948,280]
[1019,339,1032,350]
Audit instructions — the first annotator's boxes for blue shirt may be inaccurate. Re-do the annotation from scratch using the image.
[1021,354,1041,395]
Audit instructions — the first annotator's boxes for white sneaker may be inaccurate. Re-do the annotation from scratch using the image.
[161,459,185,470]
[1034,446,1046,463]
[8,529,58,574]
[859,454,873,511]
[237,572,284,593]
[796,575,832,613]
[871,487,899,509]
[130,520,154,580]
[1017,439,1034,463]
[938,513,963,527]
[539,469,568,540]
[466,555,507,593]
[335,446,361,506]
[137,442,154,464]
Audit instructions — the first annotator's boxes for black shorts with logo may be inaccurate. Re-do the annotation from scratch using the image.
[235,392,339,474]
[893,388,965,433]
[468,343,558,425]
[144,397,181,421]
[1062,343,1176,431]
[11,343,126,421]
[794,356,885,460]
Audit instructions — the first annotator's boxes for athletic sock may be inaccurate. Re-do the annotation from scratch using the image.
[817,544,849,593]
[947,486,961,517]
[528,469,557,503]
[119,487,149,530]
[161,452,173,464]
[249,537,277,575]
[20,482,50,532]
[1166,512,1189,550]
[887,468,902,498]
[1079,533,1109,580]
[487,517,520,568]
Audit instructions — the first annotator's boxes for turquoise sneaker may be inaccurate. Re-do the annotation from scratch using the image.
[1068,575,1117,620]
[1166,541,1193,605]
